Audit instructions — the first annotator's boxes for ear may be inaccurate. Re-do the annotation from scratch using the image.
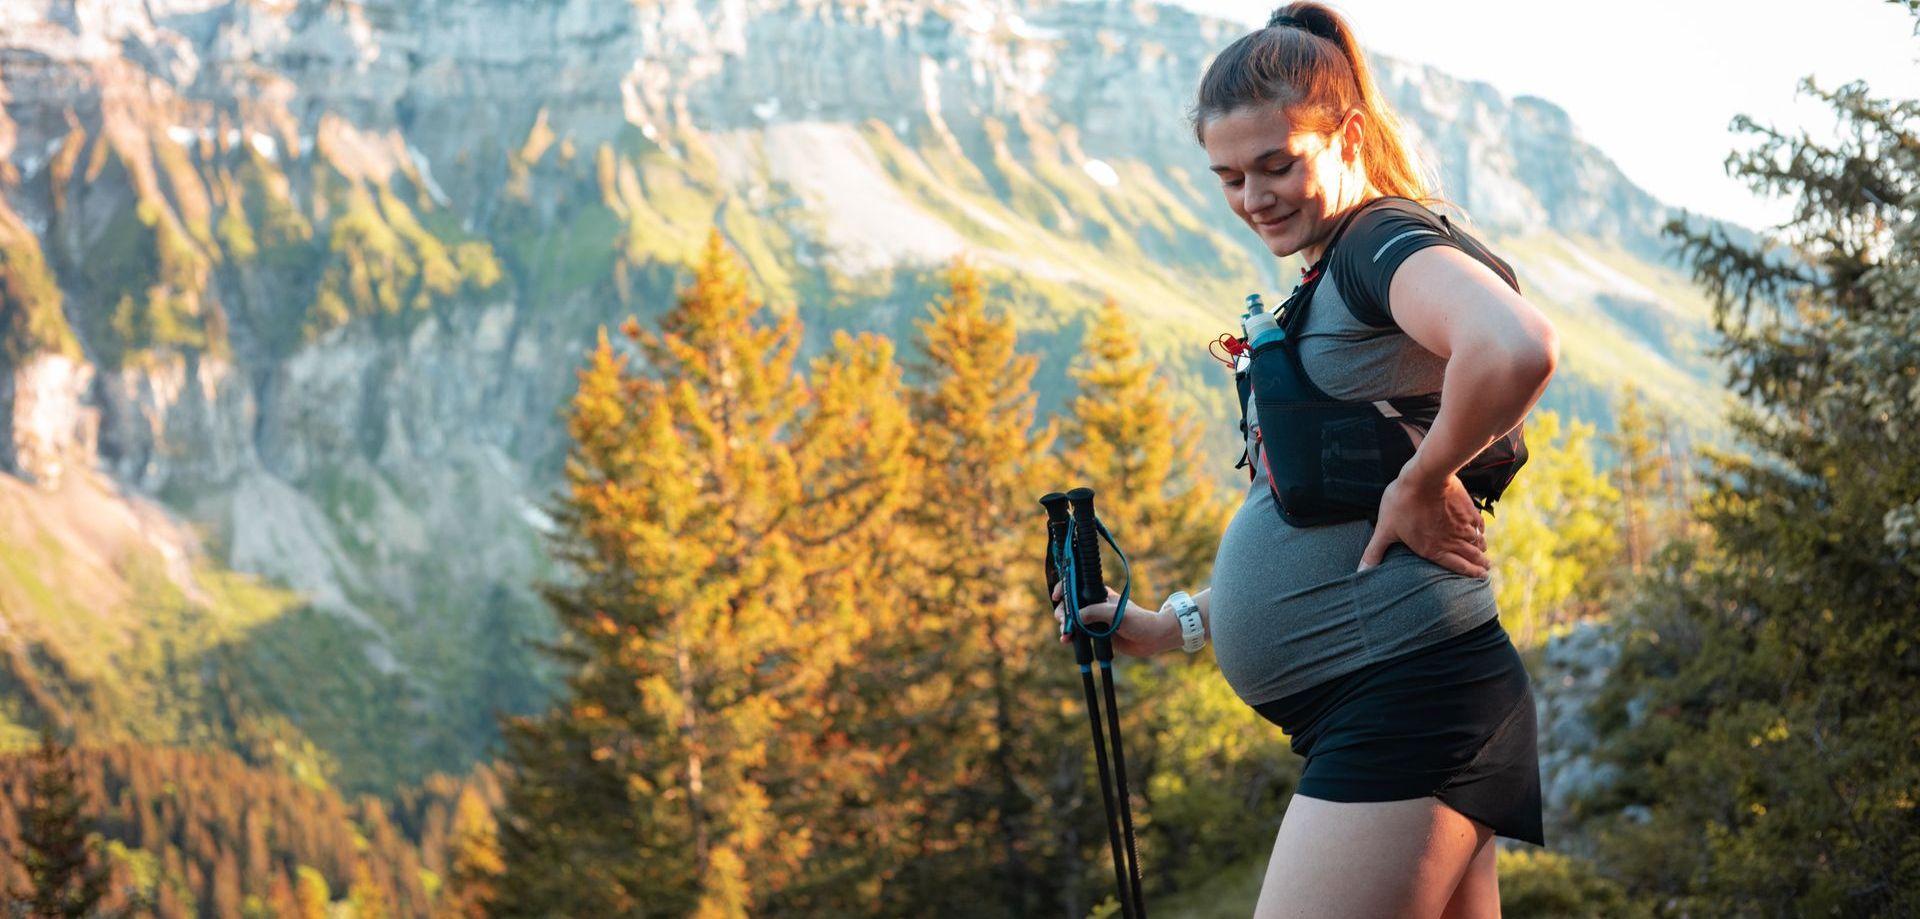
[1339,109,1367,163]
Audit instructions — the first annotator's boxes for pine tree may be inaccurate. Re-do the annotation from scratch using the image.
[494,322,679,915]
[241,809,270,898]
[211,846,242,919]
[4,731,110,919]
[1587,17,1920,914]
[347,862,392,919]
[157,849,190,919]
[153,875,188,919]
[266,871,300,919]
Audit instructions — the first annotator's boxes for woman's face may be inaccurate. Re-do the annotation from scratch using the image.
[1202,104,1367,263]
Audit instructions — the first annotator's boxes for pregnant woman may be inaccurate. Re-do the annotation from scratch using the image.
[1053,5,1559,917]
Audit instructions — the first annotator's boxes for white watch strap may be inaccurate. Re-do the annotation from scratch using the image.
[1167,591,1205,653]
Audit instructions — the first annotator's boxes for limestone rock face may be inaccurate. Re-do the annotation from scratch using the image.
[2,0,1672,241]
[1,354,97,489]
[1534,618,1638,852]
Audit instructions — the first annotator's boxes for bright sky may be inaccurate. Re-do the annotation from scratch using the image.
[1163,1,1920,231]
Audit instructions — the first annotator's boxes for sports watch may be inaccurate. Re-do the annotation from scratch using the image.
[1165,591,1205,653]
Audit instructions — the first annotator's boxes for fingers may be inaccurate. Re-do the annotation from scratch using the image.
[1052,584,1119,645]
[1358,525,1392,572]
[1050,582,1119,604]
[1451,493,1487,552]
[1460,540,1490,572]
[1050,583,1132,648]
[1434,550,1490,579]
[1436,533,1491,577]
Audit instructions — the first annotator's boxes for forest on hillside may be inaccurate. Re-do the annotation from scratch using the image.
[4,4,1918,918]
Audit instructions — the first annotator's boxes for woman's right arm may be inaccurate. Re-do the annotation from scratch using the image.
[1052,584,1213,658]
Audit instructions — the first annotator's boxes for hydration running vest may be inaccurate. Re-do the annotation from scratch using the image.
[1233,197,1529,528]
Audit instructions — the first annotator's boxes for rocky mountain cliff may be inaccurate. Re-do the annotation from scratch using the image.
[0,0,1726,790]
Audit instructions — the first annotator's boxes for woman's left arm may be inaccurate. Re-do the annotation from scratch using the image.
[1356,245,1560,574]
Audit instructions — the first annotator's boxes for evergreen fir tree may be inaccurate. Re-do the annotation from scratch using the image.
[266,871,300,919]
[1587,17,1920,914]
[4,731,110,919]
[491,357,686,916]
[347,862,392,919]
[211,846,242,919]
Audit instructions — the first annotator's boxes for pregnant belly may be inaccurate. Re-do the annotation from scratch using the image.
[1207,488,1499,706]
[1208,491,1374,704]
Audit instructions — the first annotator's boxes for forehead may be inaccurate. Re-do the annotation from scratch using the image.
[1203,106,1320,169]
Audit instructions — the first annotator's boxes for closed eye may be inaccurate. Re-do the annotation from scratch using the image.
[1220,162,1293,188]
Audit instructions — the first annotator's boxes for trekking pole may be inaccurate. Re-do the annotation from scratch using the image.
[1066,487,1146,919]
[1044,491,1144,919]
[1042,492,1134,919]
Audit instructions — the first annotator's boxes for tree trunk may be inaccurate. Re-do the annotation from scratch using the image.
[678,628,710,874]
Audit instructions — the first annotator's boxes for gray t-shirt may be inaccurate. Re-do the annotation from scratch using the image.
[1207,205,1501,707]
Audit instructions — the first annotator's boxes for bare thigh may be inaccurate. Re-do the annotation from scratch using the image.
[1251,794,1493,919]
[1439,833,1500,919]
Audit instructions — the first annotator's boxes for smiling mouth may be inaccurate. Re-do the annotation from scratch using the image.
[1254,210,1297,231]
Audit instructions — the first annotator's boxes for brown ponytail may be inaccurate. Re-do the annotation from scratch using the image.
[1190,2,1433,203]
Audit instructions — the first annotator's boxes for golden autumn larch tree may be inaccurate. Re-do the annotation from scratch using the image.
[1060,297,1231,605]
[493,230,910,916]
[885,259,1067,915]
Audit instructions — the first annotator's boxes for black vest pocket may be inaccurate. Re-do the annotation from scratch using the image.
[1320,415,1387,508]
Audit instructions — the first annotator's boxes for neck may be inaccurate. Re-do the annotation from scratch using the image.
[1299,183,1383,265]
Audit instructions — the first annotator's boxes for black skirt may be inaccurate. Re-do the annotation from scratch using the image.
[1251,615,1546,847]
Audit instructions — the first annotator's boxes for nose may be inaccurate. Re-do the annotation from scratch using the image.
[1240,174,1277,215]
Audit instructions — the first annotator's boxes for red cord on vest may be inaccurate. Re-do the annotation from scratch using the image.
[1209,333,1249,369]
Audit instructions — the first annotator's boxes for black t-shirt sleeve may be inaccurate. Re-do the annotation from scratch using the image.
[1327,200,1463,328]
